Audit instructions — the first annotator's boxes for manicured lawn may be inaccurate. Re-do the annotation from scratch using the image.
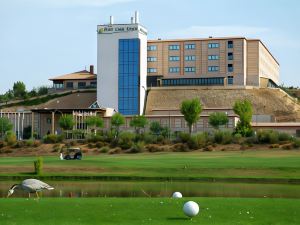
[1,197,300,225]
[1,150,300,179]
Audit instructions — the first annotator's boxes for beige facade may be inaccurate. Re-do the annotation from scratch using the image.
[147,37,279,87]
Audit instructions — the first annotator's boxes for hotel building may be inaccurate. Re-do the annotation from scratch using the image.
[96,12,279,116]
[147,38,279,88]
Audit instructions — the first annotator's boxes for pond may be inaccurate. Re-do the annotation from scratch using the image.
[1,180,300,198]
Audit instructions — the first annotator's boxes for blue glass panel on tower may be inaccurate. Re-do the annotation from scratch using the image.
[118,38,140,115]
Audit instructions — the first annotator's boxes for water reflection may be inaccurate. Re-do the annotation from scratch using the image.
[1,181,300,198]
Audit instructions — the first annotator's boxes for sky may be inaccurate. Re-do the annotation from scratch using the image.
[0,0,299,94]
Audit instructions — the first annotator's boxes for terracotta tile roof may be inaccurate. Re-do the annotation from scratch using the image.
[49,70,96,81]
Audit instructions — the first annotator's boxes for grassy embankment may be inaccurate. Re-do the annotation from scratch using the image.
[1,150,300,181]
[1,197,300,225]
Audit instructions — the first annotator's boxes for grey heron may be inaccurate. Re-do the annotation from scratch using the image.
[7,179,54,198]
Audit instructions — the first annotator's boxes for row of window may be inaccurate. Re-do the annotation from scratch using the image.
[147,53,233,62]
[148,64,234,73]
[162,77,225,86]
[147,41,234,51]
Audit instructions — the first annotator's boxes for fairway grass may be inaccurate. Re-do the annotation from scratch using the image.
[1,150,300,180]
[1,197,300,225]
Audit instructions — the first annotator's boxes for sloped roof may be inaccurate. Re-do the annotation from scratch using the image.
[49,70,96,81]
[33,92,97,110]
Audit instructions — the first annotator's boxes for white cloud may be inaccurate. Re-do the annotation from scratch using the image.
[156,25,300,50]
[17,0,136,7]
[158,25,270,39]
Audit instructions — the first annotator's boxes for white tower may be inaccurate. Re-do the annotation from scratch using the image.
[97,11,147,115]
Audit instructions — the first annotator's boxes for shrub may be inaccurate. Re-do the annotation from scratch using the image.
[256,130,279,144]
[118,132,135,149]
[269,144,280,149]
[33,140,41,147]
[25,139,34,147]
[52,143,61,152]
[146,144,164,152]
[293,139,300,148]
[194,132,209,148]
[141,132,156,144]
[108,147,122,154]
[43,134,64,143]
[278,132,292,142]
[172,143,190,152]
[99,146,110,153]
[213,130,233,144]
[13,141,25,148]
[0,141,5,149]
[87,134,104,143]
[95,141,105,148]
[5,131,17,146]
[203,145,214,151]
[281,143,294,150]
[34,157,43,175]
[129,141,145,153]
[70,140,77,146]
[87,143,95,149]
[232,133,243,144]
[178,132,191,143]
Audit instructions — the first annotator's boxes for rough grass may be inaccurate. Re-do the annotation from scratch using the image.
[1,150,300,180]
[1,197,300,225]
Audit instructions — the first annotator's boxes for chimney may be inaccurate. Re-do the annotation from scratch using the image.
[110,15,114,25]
[89,65,94,74]
[134,11,139,24]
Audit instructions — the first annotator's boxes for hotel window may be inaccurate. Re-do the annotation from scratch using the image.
[119,39,140,115]
[90,81,97,87]
[147,68,157,73]
[66,82,73,89]
[147,45,157,51]
[208,55,219,60]
[208,66,219,72]
[208,43,219,48]
[169,45,180,50]
[228,52,233,60]
[228,64,234,72]
[169,56,180,61]
[228,76,233,85]
[185,55,196,61]
[185,44,196,49]
[169,67,180,73]
[185,67,196,72]
[147,57,157,62]
[228,41,233,48]
[78,82,86,88]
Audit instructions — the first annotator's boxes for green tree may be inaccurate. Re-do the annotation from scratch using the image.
[0,117,13,139]
[233,99,253,137]
[130,115,148,134]
[13,81,26,98]
[180,98,202,134]
[37,86,48,96]
[111,113,125,139]
[85,116,104,135]
[149,121,162,136]
[209,112,229,130]
[58,114,74,138]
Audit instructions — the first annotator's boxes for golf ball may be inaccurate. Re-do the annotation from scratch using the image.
[172,192,182,198]
[183,201,199,217]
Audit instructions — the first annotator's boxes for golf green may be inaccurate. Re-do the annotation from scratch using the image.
[1,197,299,225]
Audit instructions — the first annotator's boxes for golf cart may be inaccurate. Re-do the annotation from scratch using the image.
[62,147,82,160]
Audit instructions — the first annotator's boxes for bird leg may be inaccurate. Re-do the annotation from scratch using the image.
[28,193,31,198]
[35,192,39,199]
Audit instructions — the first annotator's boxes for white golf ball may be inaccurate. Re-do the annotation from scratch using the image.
[183,201,199,217]
[172,192,182,198]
